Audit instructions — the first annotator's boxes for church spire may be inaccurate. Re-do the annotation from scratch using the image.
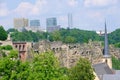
[103,21,110,57]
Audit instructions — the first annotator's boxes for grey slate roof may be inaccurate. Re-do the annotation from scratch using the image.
[93,63,113,80]
[115,70,120,74]
[93,63,113,75]
[103,74,120,80]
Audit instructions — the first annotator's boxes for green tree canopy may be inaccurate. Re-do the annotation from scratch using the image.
[0,49,96,80]
[64,36,76,43]
[9,27,120,44]
[112,56,120,70]
[108,29,120,44]
[0,26,8,41]
[29,51,68,80]
[114,42,120,48]
[0,50,68,80]
[0,45,13,50]
[10,28,100,43]
[7,28,17,33]
[50,31,62,41]
[69,57,95,80]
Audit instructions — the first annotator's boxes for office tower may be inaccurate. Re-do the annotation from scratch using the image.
[46,18,57,27]
[30,20,40,28]
[46,17,60,32]
[14,18,28,29]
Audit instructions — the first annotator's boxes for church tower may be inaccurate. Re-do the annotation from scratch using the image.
[103,21,112,69]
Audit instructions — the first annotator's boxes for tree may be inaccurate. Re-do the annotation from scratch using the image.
[7,28,17,33]
[64,36,76,43]
[0,57,30,80]
[10,28,101,43]
[50,31,62,41]
[112,56,120,70]
[0,26,8,41]
[0,45,13,50]
[0,50,68,80]
[114,42,120,48]
[29,51,68,80]
[108,29,120,44]
[8,50,18,59]
[0,48,96,80]
[0,50,30,80]
[69,57,95,80]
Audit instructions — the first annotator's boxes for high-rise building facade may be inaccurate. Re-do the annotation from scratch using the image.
[30,20,40,28]
[46,17,60,32]
[47,25,60,33]
[46,18,57,27]
[14,18,28,29]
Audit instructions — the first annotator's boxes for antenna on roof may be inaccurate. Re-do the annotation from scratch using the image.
[68,13,73,29]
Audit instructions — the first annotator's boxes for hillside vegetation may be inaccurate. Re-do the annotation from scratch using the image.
[8,28,100,43]
[8,28,120,45]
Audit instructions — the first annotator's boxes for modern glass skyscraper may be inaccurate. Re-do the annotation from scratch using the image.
[30,20,40,28]
[46,18,57,27]
[46,17,60,32]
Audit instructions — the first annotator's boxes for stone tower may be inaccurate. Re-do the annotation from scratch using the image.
[103,21,112,69]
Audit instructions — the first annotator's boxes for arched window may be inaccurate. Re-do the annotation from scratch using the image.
[15,45,17,48]
[23,45,25,50]
[19,45,21,50]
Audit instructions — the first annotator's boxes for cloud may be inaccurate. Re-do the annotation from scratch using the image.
[0,18,13,30]
[67,0,78,7]
[13,2,33,16]
[58,15,68,22]
[0,0,77,17]
[88,11,103,18]
[84,0,118,7]
[58,15,68,27]
[31,0,47,15]
[13,0,47,16]
[106,6,120,15]
[0,3,9,17]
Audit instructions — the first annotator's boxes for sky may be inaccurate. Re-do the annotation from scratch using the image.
[0,0,120,32]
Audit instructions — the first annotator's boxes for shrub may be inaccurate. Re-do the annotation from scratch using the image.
[0,45,13,50]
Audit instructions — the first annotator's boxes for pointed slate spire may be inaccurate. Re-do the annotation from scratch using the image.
[103,21,110,58]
